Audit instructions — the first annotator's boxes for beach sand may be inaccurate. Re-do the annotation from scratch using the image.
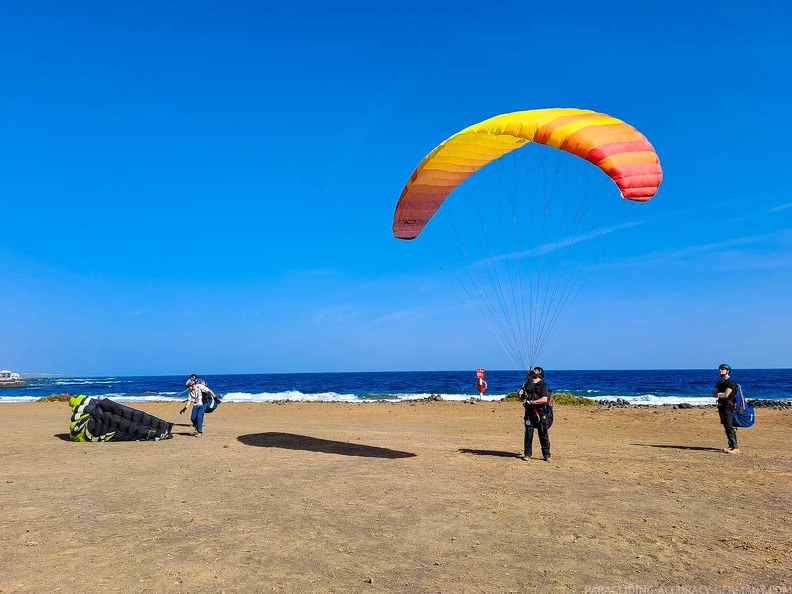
[1,401,789,593]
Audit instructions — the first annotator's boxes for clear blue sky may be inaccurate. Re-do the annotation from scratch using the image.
[1,0,790,375]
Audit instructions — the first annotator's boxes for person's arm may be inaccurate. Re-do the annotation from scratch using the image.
[713,383,733,399]
[180,391,195,413]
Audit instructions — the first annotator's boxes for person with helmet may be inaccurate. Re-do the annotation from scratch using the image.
[712,364,740,454]
[180,373,217,437]
[517,366,552,461]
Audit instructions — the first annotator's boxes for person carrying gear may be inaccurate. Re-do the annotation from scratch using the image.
[517,367,551,462]
[712,364,740,454]
[180,374,217,437]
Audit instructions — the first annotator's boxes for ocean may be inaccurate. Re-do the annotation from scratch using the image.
[2,368,790,405]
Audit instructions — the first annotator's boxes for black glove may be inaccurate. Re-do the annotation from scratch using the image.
[179,407,187,414]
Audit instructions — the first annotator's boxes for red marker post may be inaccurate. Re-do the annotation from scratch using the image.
[475,368,487,401]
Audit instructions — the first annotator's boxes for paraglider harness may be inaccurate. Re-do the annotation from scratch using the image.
[522,384,554,429]
[732,384,755,428]
[526,391,554,429]
[716,381,754,428]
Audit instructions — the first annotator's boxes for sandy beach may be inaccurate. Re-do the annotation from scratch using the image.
[1,401,789,593]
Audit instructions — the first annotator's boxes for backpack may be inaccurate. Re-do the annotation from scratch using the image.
[732,384,755,428]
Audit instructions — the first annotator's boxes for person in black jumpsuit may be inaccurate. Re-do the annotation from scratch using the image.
[712,363,739,453]
[518,367,551,461]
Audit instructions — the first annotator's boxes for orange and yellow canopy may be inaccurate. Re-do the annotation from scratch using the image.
[393,108,662,239]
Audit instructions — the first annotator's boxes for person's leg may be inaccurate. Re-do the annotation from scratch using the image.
[190,406,199,429]
[723,409,738,450]
[195,404,207,434]
[537,422,551,460]
[524,422,534,457]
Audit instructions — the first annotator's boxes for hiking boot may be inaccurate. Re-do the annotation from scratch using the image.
[726,448,740,454]
[194,431,203,437]
[518,454,531,460]
[543,456,552,462]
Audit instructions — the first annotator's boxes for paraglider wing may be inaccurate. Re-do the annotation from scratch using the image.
[69,395,173,442]
[391,107,663,369]
[392,108,662,239]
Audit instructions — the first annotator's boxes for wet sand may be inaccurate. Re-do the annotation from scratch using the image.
[1,401,789,593]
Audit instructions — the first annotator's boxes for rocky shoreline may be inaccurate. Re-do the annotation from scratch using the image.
[36,393,792,410]
[382,395,792,410]
[600,398,792,410]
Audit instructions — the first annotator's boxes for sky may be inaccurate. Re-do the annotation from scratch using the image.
[1,0,790,375]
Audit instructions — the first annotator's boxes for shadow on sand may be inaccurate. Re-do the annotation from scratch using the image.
[458,448,521,458]
[172,422,197,437]
[631,443,724,452]
[54,433,72,441]
[238,432,416,459]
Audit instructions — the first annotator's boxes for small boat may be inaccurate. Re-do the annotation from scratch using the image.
[0,370,27,388]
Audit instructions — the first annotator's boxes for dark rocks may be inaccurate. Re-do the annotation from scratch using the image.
[413,394,444,402]
[610,398,631,408]
[748,399,791,410]
[593,398,790,411]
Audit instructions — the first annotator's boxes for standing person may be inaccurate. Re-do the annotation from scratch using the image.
[180,375,217,437]
[712,363,740,454]
[517,366,551,461]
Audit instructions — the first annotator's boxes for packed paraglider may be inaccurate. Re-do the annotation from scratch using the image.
[68,395,173,442]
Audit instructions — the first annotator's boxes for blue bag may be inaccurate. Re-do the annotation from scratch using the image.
[732,384,755,428]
